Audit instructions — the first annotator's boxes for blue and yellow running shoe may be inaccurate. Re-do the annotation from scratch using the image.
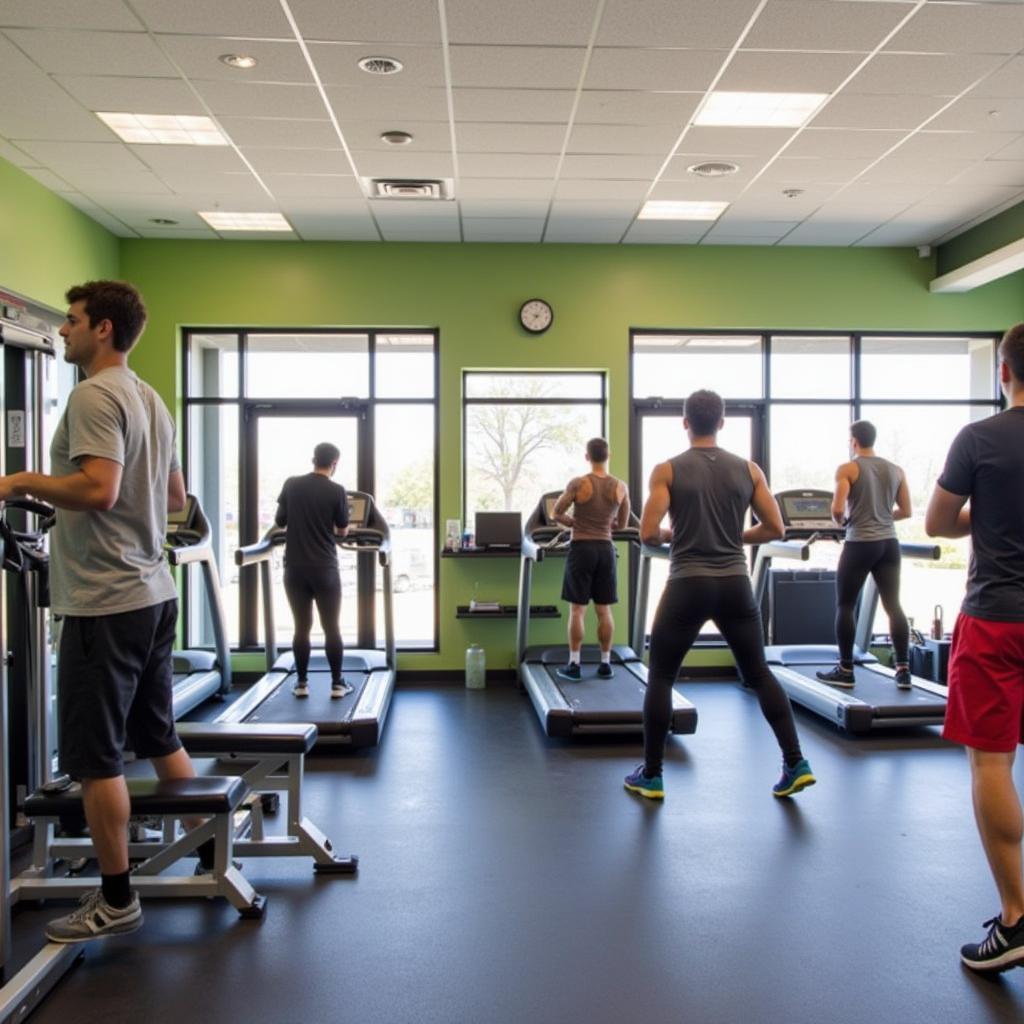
[772,758,816,798]
[624,765,664,800]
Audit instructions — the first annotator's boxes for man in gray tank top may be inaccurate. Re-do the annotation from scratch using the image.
[816,420,912,689]
[551,438,630,679]
[0,281,201,943]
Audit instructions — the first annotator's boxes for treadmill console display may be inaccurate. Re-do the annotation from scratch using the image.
[348,495,368,527]
[544,496,558,523]
[167,495,197,531]
[779,493,834,531]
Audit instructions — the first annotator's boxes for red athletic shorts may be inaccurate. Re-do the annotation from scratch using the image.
[943,613,1024,752]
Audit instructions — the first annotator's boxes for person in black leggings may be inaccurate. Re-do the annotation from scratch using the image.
[624,389,815,801]
[275,442,350,698]
[816,420,912,690]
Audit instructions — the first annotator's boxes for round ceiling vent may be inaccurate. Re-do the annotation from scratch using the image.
[380,130,413,146]
[687,161,740,178]
[358,56,404,75]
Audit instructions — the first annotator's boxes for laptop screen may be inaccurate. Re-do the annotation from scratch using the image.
[475,511,522,549]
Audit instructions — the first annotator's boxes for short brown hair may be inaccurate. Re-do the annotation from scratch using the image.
[65,280,147,353]
[586,437,609,463]
[999,323,1024,382]
[684,389,724,437]
[313,442,340,468]
[850,420,877,448]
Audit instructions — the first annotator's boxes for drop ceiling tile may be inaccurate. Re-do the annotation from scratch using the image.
[554,179,650,200]
[371,201,459,222]
[137,227,219,239]
[575,91,702,125]
[452,88,575,122]
[447,0,598,45]
[623,220,708,244]
[341,120,451,151]
[740,179,844,205]
[991,135,1024,161]
[326,85,449,121]
[758,156,873,184]
[310,42,446,87]
[458,178,554,199]
[895,131,1021,162]
[132,0,292,36]
[4,28,177,77]
[647,177,748,201]
[777,220,875,245]
[567,123,682,155]
[193,80,325,118]
[156,36,311,83]
[951,161,1024,187]
[153,170,268,197]
[0,0,141,30]
[544,221,631,243]
[585,49,724,92]
[784,128,906,160]
[718,51,865,93]
[129,145,249,175]
[597,0,765,49]
[53,75,205,115]
[660,156,764,186]
[287,0,442,44]
[928,95,1024,132]
[283,213,380,241]
[838,180,939,205]
[0,139,32,165]
[846,53,1005,97]
[20,166,74,191]
[449,46,585,89]
[852,222,934,247]
[76,208,138,237]
[676,126,795,157]
[561,153,664,178]
[702,234,779,246]
[917,183,1023,212]
[971,56,1024,99]
[350,150,454,178]
[708,216,800,237]
[462,217,545,241]
[262,173,364,198]
[460,199,550,218]
[456,122,566,153]
[217,118,339,149]
[884,3,1024,55]
[813,195,917,220]
[742,0,911,52]
[863,156,978,185]
[549,199,640,219]
[812,93,951,130]
[16,139,147,171]
[460,153,559,177]
[59,165,174,193]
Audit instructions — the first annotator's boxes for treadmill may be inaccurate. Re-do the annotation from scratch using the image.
[217,491,395,747]
[752,488,948,734]
[165,494,232,717]
[516,491,698,738]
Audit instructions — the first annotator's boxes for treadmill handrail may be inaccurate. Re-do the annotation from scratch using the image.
[234,529,284,566]
[899,542,941,560]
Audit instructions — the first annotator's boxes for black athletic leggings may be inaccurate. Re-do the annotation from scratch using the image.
[283,564,343,682]
[835,538,908,667]
[645,575,802,775]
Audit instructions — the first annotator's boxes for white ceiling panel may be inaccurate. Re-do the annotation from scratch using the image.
[155,37,312,84]
[0,138,31,165]
[350,150,454,178]
[53,75,206,116]
[456,123,566,153]
[449,46,586,89]
[950,161,1024,187]
[371,201,460,222]
[648,176,752,200]
[457,178,554,199]
[136,227,219,239]
[447,0,599,45]
[970,56,1024,98]
[550,200,639,219]
[20,166,74,191]
[812,92,951,129]
[129,145,250,175]
[739,180,844,206]
[894,131,1021,161]
[864,156,979,185]
[758,156,874,183]
[884,3,1024,55]
[708,216,800,237]
[217,118,339,149]
[561,153,665,178]
[463,217,545,241]
[845,53,1005,97]
[584,49,724,92]
[283,213,380,241]
[461,199,549,218]
[192,81,326,119]
[0,0,141,31]
[567,124,682,155]
[928,94,1024,132]
[379,224,462,241]
[623,220,709,244]
[743,0,912,52]
[15,139,146,171]
[838,180,940,205]
[812,195,917,220]
[327,86,449,122]
[554,179,650,199]
[702,234,778,245]
[460,153,560,177]
[676,126,795,157]
[131,0,293,36]
[990,135,1024,161]
[544,221,630,243]
[57,165,174,194]
[287,0,442,45]
[575,91,701,125]
[852,222,935,246]
[4,28,177,77]
[309,42,446,88]
[340,121,452,151]
[241,148,351,175]
[261,173,364,198]
[917,183,1024,213]
[597,0,764,49]
[784,127,906,159]
[452,88,575,122]
[778,220,878,245]
[660,155,766,184]
[719,51,865,93]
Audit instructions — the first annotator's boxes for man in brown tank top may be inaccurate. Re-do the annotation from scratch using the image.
[551,438,630,680]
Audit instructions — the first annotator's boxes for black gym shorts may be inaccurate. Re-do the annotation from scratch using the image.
[57,598,182,780]
[561,540,618,606]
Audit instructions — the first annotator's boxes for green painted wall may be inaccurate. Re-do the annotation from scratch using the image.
[119,239,1024,672]
[937,198,1024,277]
[0,158,119,308]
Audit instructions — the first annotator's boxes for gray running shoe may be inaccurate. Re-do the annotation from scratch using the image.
[894,667,912,690]
[45,889,142,943]
[292,679,309,698]
[815,665,855,689]
[331,680,353,698]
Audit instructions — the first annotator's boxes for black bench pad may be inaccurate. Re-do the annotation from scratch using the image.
[25,776,248,817]
[177,722,317,755]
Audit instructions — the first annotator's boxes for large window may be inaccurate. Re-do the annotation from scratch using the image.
[184,329,438,652]
[631,330,1000,646]
[463,372,606,526]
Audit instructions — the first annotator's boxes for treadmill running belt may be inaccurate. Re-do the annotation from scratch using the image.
[785,663,945,711]
[246,671,367,729]
[547,666,646,713]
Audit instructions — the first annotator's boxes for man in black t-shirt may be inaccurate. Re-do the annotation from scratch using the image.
[275,442,350,698]
[926,322,1024,974]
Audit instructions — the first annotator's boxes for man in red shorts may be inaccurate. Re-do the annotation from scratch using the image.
[926,321,1024,973]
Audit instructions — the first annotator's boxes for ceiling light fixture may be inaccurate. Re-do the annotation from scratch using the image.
[687,161,739,178]
[219,53,258,69]
[96,112,228,145]
[380,130,413,146]
[358,56,403,75]
[695,91,828,128]
[638,200,729,221]
[198,211,292,232]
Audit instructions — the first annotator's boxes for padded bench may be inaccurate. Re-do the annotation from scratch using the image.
[25,776,247,818]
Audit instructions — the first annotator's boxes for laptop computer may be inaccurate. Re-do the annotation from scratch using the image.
[475,511,522,550]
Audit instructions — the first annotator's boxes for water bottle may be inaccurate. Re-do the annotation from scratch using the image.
[465,644,486,689]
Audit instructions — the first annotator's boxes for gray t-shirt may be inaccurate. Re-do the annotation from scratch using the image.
[49,366,180,616]
[845,456,902,543]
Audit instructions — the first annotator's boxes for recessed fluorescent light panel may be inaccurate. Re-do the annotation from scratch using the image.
[198,211,292,231]
[694,92,828,128]
[638,200,729,221]
[96,112,229,145]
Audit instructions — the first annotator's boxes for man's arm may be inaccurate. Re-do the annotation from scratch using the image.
[552,479,578,528]
[614,482,631,531]
[274,481,288,528]
[167,468,186,513]
[743,463,784,545]
[893,469,911,522]
[831,463,853,525]
[925,484,970,538]
[640,463,672,547]
[0,456,122,511]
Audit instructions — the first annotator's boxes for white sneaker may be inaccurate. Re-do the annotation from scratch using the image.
[331,680,353,699]
[45,889,142,943]
[292,680,309,698]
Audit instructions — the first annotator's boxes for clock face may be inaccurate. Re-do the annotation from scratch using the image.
[519,298,553,334]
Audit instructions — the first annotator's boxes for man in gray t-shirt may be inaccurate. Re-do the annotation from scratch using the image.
[0,279,199,943]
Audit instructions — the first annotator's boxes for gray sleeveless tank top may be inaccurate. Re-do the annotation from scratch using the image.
[846,456,901,542]
[571,474,623,541]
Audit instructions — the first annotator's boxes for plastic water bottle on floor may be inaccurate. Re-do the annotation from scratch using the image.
[465,644,486,689]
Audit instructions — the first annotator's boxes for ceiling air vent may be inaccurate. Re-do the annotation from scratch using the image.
[687,161,740,178]
[369,179,451,200]
[358,56,403,75]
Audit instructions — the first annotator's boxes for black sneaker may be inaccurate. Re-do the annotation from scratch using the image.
[894,667,912,690]
[555,663,581,681]
[815,665,855,689]
[961,914,1024,973]
[597,662,613,678]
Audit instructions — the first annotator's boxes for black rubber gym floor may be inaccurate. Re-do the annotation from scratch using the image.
[10,682,1024,1024]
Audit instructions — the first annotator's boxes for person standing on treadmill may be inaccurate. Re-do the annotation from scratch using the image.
[275,442,350,699]
[816,420,912,690]
[551,438,630,680]
[624,390,814,801]
[925,322,1024,973]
